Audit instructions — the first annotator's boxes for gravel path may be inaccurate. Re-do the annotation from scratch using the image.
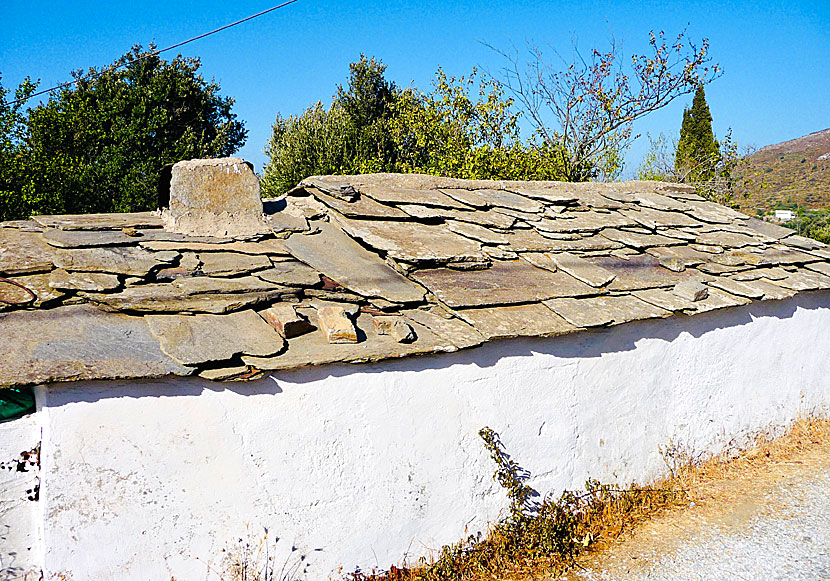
[562,443,830,580]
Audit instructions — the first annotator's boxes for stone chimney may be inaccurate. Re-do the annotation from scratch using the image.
[161,157,271,238]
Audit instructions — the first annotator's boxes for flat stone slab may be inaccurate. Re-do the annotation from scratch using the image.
[534,233,623,252]
[695,230,763,248]
[707,277,765,299]
[545,295,670,327]
[444,208,516,229]
[139,238,290,256]
[456,302,578,340]
[744,218,794,240]
[173,275,281,295]
[402,307,485,350]
[632,288,698,313]
[805,262,830,278]
[672,280,709,302]
[754,247,820,266]
[0,304,192,386]
[243,312,451,370]
[497,229,577,252]
[631,191,689,212]
[197,252,272,277]
[334,216,484,264]
[520,252,558,273]
[782,235,827,251]
[548,252,616,287]
[32,212,163,231]
[317,190,410,220]
[42,228,146,248]
[534,211,635,233]
[0,273,65,309]
[84,283,294,314]
[739,278,797,300]
[0,229,56,276]
[621,207,700,229]
[681,201,738,224]
[772,269,830,291]
[146,309,285,366]
[359,184,472,209]
[645,245,710,268]
[435,188,490,208]
[283,221,425,303]
[506,185,578,205]
[263,207,309,234]
[446,221,510,244]
[691,288,752,313]
[0,219,44,232]
[470,189,545,213]
[165,157,270,237]
[587,254,695,291]
[256,261,321,287]
[412,259,597,308]
[199,365,252,381]
[48,269,121,292]
[53,247,179,277]
[600,228,684,249]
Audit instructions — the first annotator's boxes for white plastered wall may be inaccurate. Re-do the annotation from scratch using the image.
[34,292,830,580]
[0,411,41,581]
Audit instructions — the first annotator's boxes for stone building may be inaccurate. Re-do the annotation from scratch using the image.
[1,159,829,579]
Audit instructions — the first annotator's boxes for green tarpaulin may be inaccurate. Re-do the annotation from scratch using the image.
[0,387,36,423]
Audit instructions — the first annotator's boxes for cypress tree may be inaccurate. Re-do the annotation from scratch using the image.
[675,84,720,182]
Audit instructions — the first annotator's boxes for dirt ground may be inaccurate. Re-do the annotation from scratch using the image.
[555,419,830,580]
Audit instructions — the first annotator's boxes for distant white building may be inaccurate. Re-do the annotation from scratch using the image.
[774,209,795,222]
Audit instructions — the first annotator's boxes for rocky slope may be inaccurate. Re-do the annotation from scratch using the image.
[737,128,830,212]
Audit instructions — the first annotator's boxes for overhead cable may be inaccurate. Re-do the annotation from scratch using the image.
[3,0,301,107]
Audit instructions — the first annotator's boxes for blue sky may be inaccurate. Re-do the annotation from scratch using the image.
[2,1,828,176]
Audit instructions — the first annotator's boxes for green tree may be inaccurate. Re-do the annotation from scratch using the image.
[261,58,568,195]
[261,55,395,195]
[389,68,566,180]
[1,44,246,220]
[674,84,720,181]
[335,55,397,168]
[0,75,38,221]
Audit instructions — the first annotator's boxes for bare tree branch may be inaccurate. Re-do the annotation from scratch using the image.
[487,29,721,181]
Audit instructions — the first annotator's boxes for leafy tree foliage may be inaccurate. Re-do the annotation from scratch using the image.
[261,55,395,194]
[636,86,759,206]
[0,44,246,221]
[490,30,721,181]
[0,75,38,221]
[784,209,830,244]
[636,129,753,206]
[389,68,567,181]
[675,84,720,181]
[261,57,568,196]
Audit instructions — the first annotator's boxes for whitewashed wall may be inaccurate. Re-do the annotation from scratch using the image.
[34,292,830,580]
[0,412,41,581]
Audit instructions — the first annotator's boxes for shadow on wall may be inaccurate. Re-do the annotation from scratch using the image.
[39,290,828,406]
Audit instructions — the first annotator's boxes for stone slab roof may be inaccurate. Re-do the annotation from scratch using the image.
[2,173,830,387]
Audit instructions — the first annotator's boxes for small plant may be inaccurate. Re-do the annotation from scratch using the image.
[348,427,684,581]
[211,526,312,581]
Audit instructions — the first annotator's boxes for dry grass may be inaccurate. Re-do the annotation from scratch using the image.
[558,416,830,580]
[217,418,828,581]
[351,417,829,581]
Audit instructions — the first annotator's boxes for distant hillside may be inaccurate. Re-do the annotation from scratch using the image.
[736,128,830,213]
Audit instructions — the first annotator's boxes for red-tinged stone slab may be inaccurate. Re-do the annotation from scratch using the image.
[412,259,597,308]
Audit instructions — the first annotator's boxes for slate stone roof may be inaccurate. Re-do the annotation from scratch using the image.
[2,172,830,387]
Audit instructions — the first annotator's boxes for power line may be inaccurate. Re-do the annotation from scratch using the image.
[3,0,301,107]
